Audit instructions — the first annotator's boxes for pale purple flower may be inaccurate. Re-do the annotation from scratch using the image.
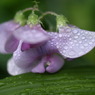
[6,23,95,75]
[0,20,95,75]
[0,21,63,75]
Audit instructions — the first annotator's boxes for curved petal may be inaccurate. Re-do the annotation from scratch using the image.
[40,40,59,55]
[0,21,19,53]
[46,55,64,73]
[21,42,31,51]
[13,41,39,69]
[51,26,95,58]
[7,57,32,75]
[13,24,49,45]
[31,57,46,73]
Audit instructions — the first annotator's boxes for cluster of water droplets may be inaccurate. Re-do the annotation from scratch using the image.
[48,26,95,58]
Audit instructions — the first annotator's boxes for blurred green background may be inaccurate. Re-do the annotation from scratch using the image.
[0,0,95,79]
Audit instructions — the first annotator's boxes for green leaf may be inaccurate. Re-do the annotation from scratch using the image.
[0,58,95,95]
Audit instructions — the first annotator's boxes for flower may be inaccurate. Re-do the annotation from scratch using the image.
[0,9,95,75]
[7,24,64,75]
[7,24,95,75]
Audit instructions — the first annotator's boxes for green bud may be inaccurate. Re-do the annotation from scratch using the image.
[56,15,68,28]
[27,12,40,26]
[14,11,26,26]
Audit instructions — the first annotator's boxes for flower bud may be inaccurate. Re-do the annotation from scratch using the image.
[27,12,40,26]
[56,15,68,29]
[14,11,26,26]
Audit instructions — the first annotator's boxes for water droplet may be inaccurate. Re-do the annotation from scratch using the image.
[85,31,88,34]
[60,94,64,95]
[89,42,93,45]
[92,39,95,42]
[25,88,30,91]
[59,34,63,37]
[76,44,79,46]
[73,30,78,33]
[56,42,59,45]
[32,30,36,33]
[18,76,22,79]
[62,50,66,53]
[20,92,29,95]
[66,28,71,32]
[77,33,80,35]
[64,46,68,49]
[13,82,16,83]
[69,51,75,56]
[79,51,84,55]
[74,36,78,39]
[0,83,5,87]
[70,46,73,48]
[69,38,72,41]
[55,36,58,38]
[82,36,85,40]
[80,46,84,49]
[79,41,82,44]
[70,42,73,45]
[84,43,88,47]
[67,35,70,37]
[29,82,32,84]
[74,40,77,43]
[57,45,60,48]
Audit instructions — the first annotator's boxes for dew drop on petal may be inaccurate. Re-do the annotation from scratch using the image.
[64,46,68,49]
[73,30,78,34]
[74,36,78,39]
[80,46,84,49]
[84,43,88,47]
[59,34,63,37]
[69,51,76,56]
[82,36,85,40]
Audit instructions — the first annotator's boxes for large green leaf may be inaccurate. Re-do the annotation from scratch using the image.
[0,58,95,95]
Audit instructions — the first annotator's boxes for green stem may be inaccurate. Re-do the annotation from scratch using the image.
[22,7,39,13]
[39,11,58,20]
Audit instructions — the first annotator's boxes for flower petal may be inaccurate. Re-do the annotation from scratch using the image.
[31,57,46,73]
[54,26,95,58]
[7,57,32,75]
[21,42,31,51]
[46,55,64,73]
[13,24,49,45]
[0,21,19,53]
[13,41,39,68]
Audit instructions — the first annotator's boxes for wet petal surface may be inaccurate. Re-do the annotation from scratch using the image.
[31,57,46,73]
[0,21,19,53]
[55,27,95,58]
[13,24,49,45]
[13,41,39,68]
[7,57,32,75]
[46,55,64,73]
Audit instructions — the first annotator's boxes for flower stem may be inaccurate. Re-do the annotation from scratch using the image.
[39,11,58,20]
[22,7,39,13]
